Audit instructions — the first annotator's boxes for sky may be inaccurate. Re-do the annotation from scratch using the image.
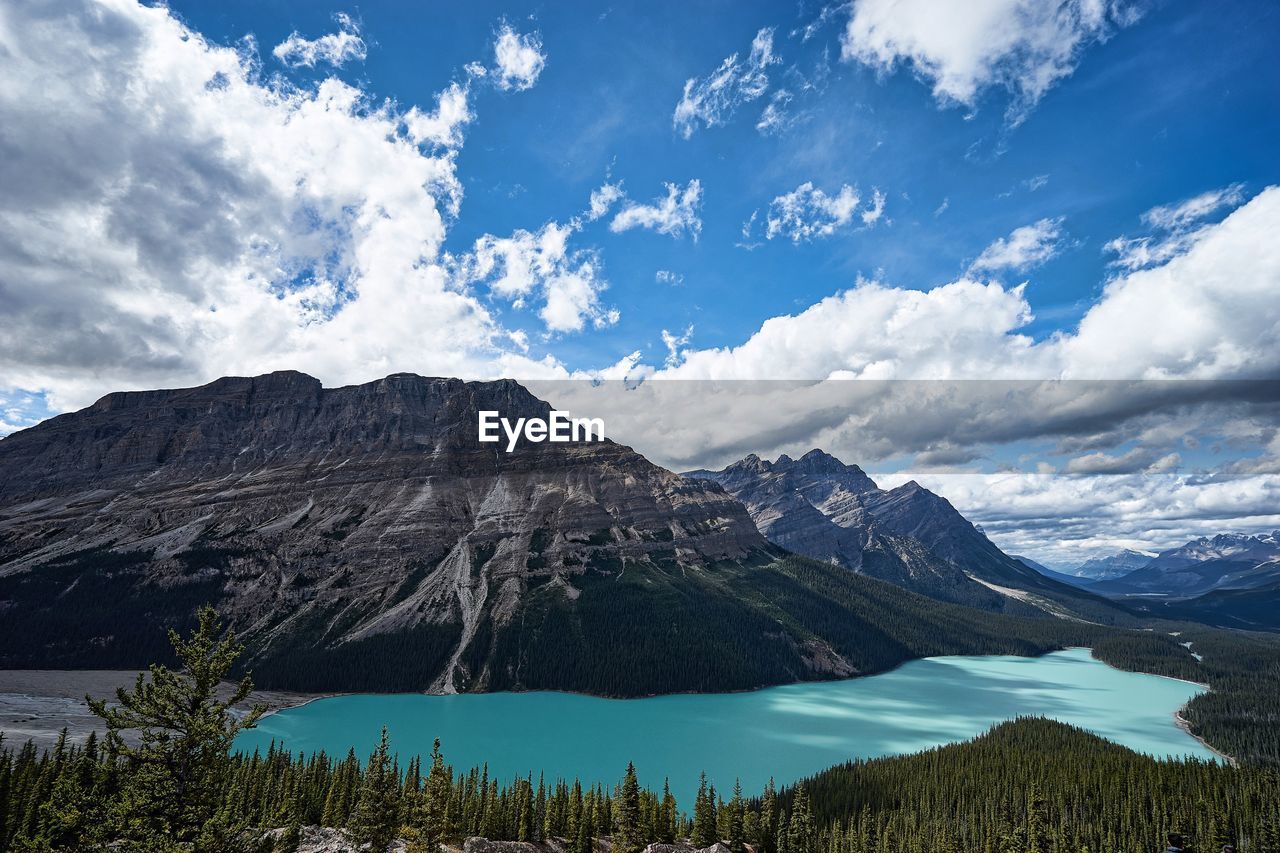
[0,0,1278,566]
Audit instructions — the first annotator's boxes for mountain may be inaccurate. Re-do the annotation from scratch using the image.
[687,451,1129,623]
[1143,573,1280,631]
[685,451,1018,612]
[0,372,1096,695]
[1091,532,1280,597]
[1068,550,1154,581]
[1012,556,1099,589]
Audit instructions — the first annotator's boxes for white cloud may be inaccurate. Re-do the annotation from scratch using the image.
[970,217,1065,273]
[841,0,1139,122]
[765,182,885,242]
[755,89,794,135]
[661,326,694,368]
[273,12,367,69]
[655,270,684,287]
[610,180,703,240]
[1063,447,1181,476]
[403,82,472,150]
[1106,184,1249,271]
[492,23,545,91]
[652,186,1280,381]
[673,28,779,138]
[1142,183,1246,230]
[889,468,1280,567]
[0,0,575,416]
[455,221,617,334]
[586,181,624,221]
[860,189,887,225]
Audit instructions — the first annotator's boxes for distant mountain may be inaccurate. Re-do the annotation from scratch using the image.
[688,451,1129,623]
[1091,532,1280,597]
[1145,573,1280,631]
[1068,550,1154,581]
[0,372,1098,695]
[1012,556,1099,589]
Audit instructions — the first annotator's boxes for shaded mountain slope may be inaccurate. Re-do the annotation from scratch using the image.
[690,451,1131,624]
[0,372,1102,695]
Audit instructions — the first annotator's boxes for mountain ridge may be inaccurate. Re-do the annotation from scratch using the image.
[686,451,1130,623]
[0,371,1107,694]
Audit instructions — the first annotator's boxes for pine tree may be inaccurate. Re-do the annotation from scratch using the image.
[660,778,678,844]
[788,787,815,853]
[693,772,717,847]
[406,738,450,852]
[760,778,779,853]
[349,727,399,851]
[85,605,264,850]
[615,762,643,853]
[728,778,746,853]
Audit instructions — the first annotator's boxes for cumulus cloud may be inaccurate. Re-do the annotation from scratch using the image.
[454,221,618,334]
[403,82,473,149]
[841,0,1140,122]
[764,182,885,243]
[646,186,1280,382]
[0,0,567,417]
[673,28,778,138]
[891,467,1280,566]
[273,12,367,69]
[492,23,545,91]
[970,217,1065,273]
[1063,447,1181,476]
[610,180,703,239]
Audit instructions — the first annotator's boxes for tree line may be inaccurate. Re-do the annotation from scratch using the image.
[4,607,1280,850]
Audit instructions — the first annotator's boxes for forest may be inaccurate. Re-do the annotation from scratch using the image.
[3,607,1280,850]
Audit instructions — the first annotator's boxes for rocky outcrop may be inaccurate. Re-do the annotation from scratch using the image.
[690,450,1128,622]
[0,374,1120,694]
[687,450,1018,611]
[0,372,769,689]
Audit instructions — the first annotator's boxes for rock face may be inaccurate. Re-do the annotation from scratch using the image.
[0,372,769,690]
[687,452,1010,611]
[0,374,1119,693]
[688,450,1125,621]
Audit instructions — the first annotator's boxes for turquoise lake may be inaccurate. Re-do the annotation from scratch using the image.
[236,648,1214,805]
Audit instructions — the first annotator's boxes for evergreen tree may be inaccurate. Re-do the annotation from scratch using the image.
[615,762,643,853]
[760,777,779,853]
[660,778,678,844]
[693,772,717,847]
[788,787,815,853]
[85,605,264,850]
[406,738,450,852]
[728,778,746,853]
[348,727,399,851]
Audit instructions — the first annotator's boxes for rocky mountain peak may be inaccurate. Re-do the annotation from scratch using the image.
[0,372,773,691]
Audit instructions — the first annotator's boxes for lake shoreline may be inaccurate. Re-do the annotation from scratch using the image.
[3,646,1222,770]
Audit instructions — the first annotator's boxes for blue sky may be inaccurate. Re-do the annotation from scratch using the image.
[167,0,1279,369]
[1,0,1278,563]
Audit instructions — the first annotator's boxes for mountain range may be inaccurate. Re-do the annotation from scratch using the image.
[1066,550,1155,582]
[1027,533,1280,631]
[686,450,1125,622]
[0,371,1105,695]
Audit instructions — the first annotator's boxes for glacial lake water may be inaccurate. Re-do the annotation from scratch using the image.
[235,648,1214,805]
